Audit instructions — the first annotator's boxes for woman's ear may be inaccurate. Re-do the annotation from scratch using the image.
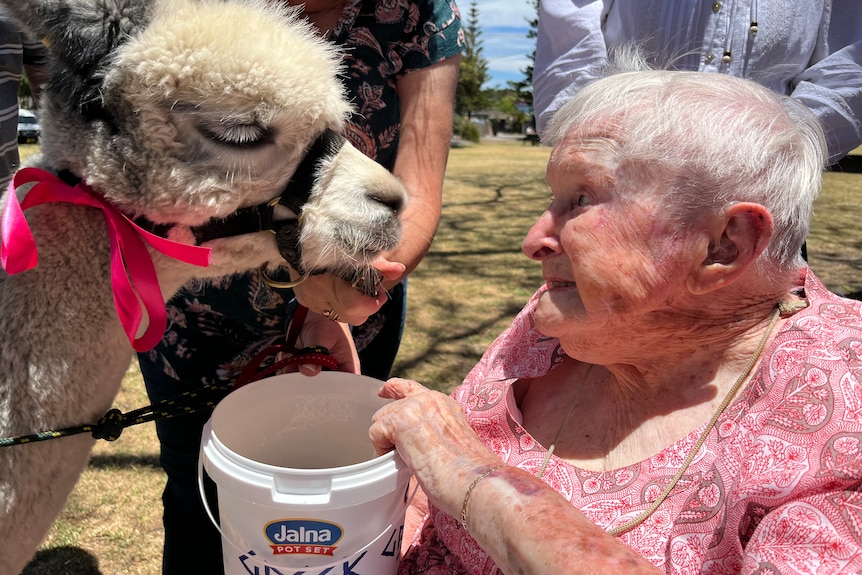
[686,202,773,295]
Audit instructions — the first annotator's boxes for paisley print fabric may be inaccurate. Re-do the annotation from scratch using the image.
[400,270,862,574]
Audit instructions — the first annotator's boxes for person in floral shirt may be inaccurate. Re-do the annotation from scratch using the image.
[137,1,463,573]
[370,61,862,574]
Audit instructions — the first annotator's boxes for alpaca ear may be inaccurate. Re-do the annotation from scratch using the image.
[686,202,773,295]
[0,1,149,59]
[0,0,151,118]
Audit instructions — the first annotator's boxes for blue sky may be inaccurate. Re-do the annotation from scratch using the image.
[464,0,536,89]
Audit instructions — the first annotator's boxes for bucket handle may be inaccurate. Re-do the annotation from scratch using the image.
[196,455,227,540]
[197,456,417,569]
[405,476,419,507]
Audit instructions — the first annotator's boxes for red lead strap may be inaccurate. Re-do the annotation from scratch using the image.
[233,304,339,389]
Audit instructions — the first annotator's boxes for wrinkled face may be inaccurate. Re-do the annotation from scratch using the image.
[522,132,696,340]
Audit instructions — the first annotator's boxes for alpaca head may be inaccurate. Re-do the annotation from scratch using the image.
[4,0,405,293]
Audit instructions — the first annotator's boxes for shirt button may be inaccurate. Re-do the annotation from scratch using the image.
[705,52,715,63]
[712,2,721,13]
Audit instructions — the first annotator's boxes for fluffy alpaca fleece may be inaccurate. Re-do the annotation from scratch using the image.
[0,0,406,571]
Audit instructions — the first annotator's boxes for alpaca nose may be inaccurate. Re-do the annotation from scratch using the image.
[369,189,404,215]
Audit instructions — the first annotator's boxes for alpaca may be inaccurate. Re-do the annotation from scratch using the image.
[0,0,407,572]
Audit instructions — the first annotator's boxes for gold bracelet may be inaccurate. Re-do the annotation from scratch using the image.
[460,463,506,532]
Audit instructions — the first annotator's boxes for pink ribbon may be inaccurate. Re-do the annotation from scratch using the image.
[1,167,212,351]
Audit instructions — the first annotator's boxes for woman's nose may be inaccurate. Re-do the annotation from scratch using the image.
[522,211,560,260]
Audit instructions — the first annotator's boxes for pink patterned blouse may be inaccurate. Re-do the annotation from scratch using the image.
[399,270,862,574]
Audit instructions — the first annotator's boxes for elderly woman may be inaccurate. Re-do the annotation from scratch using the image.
[369,66,862,573]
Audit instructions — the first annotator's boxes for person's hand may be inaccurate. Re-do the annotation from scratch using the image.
[291,257,406,326]
[369,378,501,518]
[294,311,360,376]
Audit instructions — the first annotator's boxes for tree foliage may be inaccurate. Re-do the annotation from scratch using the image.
[18,75,36,111]
[454,0,539,136]
[455,1,490,117]
[507,0,537,107]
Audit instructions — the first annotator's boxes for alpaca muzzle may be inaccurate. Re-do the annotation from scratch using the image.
[132,130,388,296]
[135,129,346,275]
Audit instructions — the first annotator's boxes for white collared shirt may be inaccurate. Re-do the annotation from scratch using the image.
[534,0,862,162]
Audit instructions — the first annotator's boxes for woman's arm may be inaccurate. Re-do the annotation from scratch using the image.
[384,55,460,286]
[371,378,660,575]
[463,465,660,575]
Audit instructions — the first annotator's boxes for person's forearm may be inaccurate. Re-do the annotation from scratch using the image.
[369,381,658,573]
[791,38,862,163]
[385,57,459,286]
[387,186,441,278]
[461,465,661,575]
[388,139,446,280]
[788,0,861,162]
[791,86,862,163]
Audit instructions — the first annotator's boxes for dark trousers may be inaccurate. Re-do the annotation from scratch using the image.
[142,361,228,573]
[356,280,407,380]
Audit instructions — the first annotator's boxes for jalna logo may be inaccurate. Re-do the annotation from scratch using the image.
[264,519,345,556]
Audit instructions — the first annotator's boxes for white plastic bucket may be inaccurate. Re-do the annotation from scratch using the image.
[199,372,412,574]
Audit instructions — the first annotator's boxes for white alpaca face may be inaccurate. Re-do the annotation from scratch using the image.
[15,0,405,290]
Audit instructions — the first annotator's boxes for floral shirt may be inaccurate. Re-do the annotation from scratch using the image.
[138,0,463,386]
[400,270,862,574]
[334,0,463,170]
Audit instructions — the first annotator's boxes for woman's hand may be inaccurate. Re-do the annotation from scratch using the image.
[293,310,360,375]
[369,378,502,518]
[373,382,662,575]
[291,258,405,326]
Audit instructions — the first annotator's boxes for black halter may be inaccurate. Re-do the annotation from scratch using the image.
[132,129,346,275]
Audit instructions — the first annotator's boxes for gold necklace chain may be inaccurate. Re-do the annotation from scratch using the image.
[533,302,800,536]
[536,364,593,479]
[607,304,785,536]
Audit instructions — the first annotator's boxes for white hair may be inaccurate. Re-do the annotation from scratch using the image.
[544,49,827,273]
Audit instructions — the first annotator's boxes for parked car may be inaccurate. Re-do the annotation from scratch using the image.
[17,110,40,144]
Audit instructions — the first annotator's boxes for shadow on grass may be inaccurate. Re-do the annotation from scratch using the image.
[88,452,160,469]
[22,546,102,575]
[395,302,526,375]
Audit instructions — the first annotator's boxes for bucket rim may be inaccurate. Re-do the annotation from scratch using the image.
[205,371,398,475]
[204,421,404,475]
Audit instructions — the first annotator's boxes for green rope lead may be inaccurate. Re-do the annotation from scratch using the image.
[0,344,335,447]
[0,382,231,447]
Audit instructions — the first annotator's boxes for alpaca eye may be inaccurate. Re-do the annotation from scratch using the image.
[197,120,274,148]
